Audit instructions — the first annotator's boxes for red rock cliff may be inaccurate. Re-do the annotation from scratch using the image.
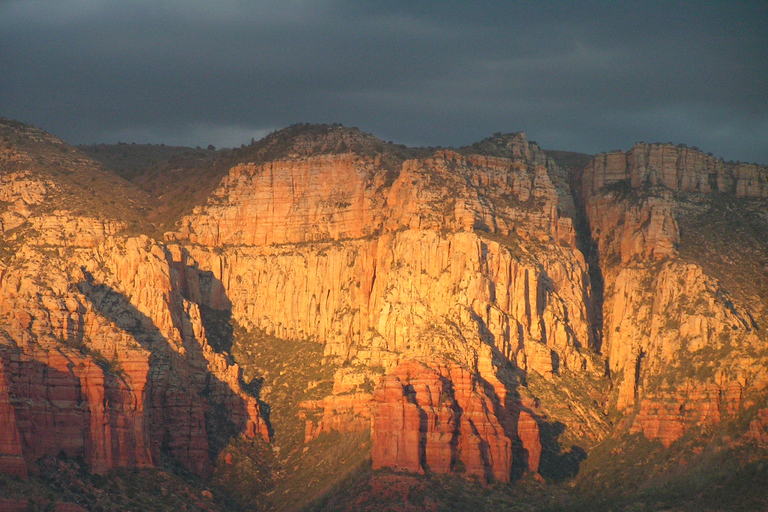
[582,145,768,446]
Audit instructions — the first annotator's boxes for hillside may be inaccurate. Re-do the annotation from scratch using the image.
[0,118,157,254]
[0,119,767,511]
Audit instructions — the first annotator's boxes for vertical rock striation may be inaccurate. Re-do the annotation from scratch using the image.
[582,143,768,446]
[370,360,512,482]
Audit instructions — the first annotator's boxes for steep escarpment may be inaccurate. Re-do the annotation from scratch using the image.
[167,127,609,487]
[2,120,767,510]
[0,121,268,480]
[582,143,768,447]
[583,142,768,198]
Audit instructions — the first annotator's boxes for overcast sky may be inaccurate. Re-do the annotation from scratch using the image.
[1,0,766,162]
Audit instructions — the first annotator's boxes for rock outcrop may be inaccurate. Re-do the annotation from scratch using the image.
[0,354,26,479]
[582,144,768,446]
[0,232,270,477]
[172,133,598,381]
[370,360,512,482]
[516,410,541,473]
[0,124,269,477]
[583,143,768,198]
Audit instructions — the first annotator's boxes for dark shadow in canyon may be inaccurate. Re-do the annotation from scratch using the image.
[566,161,605,355]
[77,266,266,475]
[181,266,274,441]
[537,421,587,482]
[470,307,588,483]
[198,303,234,355]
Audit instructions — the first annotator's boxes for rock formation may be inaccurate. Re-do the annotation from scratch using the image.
[516,410,541,473]
[369,360,512,482]
[163,128,598,481]
[1,119,766,499]
[0,354,26,479]
[583,142,768,198]
[0,120,268,478]
[582,143,768,446]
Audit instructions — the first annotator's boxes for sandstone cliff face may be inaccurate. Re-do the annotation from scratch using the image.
[174,155,389,246]
[0,233,270,477]
[515,410,541,473]
[582,145,768,446]
[165,130,604,481]
[0,353,26,479]
[370,360,512,482]
[3,119,766,494]
[583,143,768,198]
[0,158,268,477]
[173,137,597,382]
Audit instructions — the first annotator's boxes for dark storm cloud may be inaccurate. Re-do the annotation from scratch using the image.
[1,0,766,162]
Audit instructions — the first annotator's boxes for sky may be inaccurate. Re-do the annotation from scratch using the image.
[1,0,766,163]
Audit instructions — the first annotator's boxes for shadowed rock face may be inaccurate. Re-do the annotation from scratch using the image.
[1,120,767,493]
[0,232,269,478]
[0,356,26,479]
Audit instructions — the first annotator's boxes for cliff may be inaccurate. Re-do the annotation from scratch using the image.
[163,127,608,483]
[1,120,767,508]
[582,143,768,446]
[583,142,768,198]
[0,121,268,478]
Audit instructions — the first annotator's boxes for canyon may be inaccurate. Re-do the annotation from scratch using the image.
[0,118,766,510]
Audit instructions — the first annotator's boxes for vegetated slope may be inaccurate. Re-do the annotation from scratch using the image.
[80,142,223,233]
[0,118,156,247]
[1,119,767,512]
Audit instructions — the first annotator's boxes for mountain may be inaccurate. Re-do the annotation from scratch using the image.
[0,118,766,511]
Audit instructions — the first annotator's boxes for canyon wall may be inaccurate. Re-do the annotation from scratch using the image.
[582,143,768,446]
[167,131,606,482]
[0,136,268,478]
[2,121,766,489]
[583,142,768,198]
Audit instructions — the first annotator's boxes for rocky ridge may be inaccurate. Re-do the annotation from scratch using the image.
[0,121,767,509]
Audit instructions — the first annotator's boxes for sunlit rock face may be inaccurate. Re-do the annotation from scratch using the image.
[168,129,599,482]
[174,135,596,378]
[369,360,512,482]
[0,231,270,477]
[583,142,768,198]
[0,120,267,478]
[1,120,766,488]
[582,144,768,446]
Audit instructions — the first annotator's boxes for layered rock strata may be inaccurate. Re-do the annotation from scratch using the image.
[165,130,598,479]
[582,145,768,446]
[0,149,268,477]
[171,140,598,381]
[583,143,768,198]
[3,119,766,491]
